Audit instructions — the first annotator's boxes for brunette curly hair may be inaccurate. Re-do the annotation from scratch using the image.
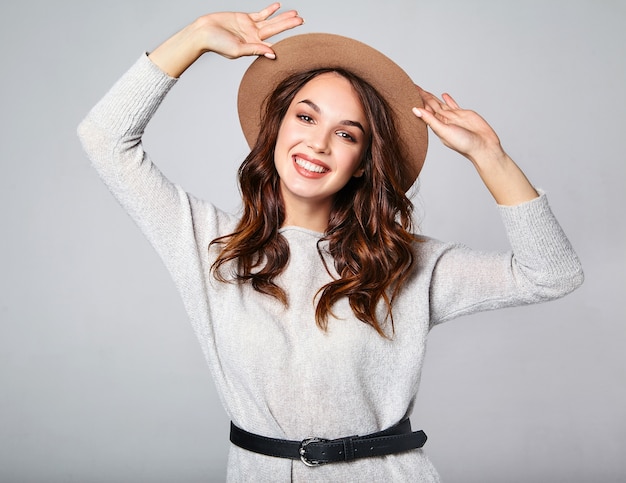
[210,68,417,337]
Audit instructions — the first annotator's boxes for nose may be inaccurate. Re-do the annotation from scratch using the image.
[307,128,330,154]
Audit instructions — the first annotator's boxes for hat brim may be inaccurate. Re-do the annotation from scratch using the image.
[237,33,427,191]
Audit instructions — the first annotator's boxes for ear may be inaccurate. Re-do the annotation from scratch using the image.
[352,167,365,178]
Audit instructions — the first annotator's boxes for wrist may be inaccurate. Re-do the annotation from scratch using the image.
[468,144,509,171]
[148,21,207,78]
[474,152,539,206]
[188,16,215,55]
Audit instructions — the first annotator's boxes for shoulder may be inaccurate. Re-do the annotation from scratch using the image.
[186,194,242,240]
[412,234,457,261]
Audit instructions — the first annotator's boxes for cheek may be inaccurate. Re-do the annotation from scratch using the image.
[274,130,290,163]
[273,128,293,171]
[276,118,300,145]
[345,146,367,171]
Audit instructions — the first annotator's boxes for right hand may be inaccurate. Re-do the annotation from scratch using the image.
[196,3,304,59]
[149,3,304,77]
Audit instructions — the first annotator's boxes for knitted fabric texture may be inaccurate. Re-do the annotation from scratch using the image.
[78,54,583,482]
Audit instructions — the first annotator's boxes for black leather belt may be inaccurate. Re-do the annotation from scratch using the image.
[230,418,427,466]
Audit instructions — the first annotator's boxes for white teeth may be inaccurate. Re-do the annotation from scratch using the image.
[295,157,327,173]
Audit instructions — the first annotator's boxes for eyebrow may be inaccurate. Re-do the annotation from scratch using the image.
[297,99,366,134]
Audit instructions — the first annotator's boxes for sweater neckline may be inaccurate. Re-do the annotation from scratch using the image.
[278,225,325,239]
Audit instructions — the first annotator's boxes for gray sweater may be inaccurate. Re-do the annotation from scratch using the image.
[78,54,584,482]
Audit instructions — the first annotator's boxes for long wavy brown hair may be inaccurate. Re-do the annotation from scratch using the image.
[210,68,417,337]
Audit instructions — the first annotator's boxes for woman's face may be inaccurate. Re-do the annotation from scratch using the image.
[274,72,370,227]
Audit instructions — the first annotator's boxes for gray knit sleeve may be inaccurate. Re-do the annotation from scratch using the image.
[428,193,584,326]
[76,54,226,290]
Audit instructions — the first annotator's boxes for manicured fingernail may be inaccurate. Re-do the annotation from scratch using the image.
[264,52,276,59]
[412,107,422,117]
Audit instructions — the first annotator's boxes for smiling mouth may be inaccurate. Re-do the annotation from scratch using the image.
[294,156,329,174]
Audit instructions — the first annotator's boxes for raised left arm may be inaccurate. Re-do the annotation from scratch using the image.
[413,89,538,206]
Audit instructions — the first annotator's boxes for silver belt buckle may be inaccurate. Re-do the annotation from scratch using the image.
[299,437,329,466]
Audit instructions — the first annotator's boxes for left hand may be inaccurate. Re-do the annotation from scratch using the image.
[412,88,505,166]
[413,87,539,205]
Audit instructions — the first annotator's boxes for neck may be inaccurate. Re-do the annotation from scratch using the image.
[281,196,332,234]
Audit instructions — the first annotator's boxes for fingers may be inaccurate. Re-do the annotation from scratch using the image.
[412,106,446,130]
[416,85,462,115]
[249,2,282,22]
[413,97,465,132]
[248,43,278,59]
[227,4,303,60]
[442,93,460,109]
[412,106,461,151]
[249,3,304,41]
[419,89,446,116]
[258,10,304,40]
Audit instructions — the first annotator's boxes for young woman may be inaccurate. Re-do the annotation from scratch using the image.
[78,3,583,481]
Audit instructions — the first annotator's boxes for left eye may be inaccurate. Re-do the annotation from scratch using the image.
[337,131,356,142]
[297,114,314,123]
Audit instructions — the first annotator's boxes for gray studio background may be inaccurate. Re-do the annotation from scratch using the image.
[1,1,624,482]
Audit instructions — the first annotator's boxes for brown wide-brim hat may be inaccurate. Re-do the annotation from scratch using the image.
[237,33,428,192]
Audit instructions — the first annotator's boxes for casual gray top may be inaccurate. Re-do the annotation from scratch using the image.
[78,54,584,482]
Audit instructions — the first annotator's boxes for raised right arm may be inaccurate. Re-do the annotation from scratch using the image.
[148,3,304,77]
[77,5,303,274]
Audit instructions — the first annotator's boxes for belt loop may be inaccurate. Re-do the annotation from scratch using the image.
[342,436,356,461]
